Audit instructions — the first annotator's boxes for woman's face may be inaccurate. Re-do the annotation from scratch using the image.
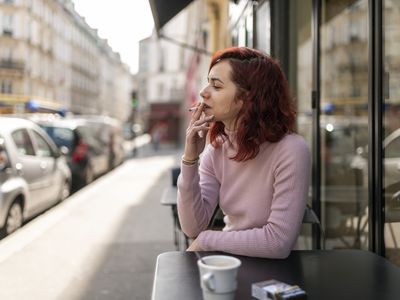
[199,60,243,130]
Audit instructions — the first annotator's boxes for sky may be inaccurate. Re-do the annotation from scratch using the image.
[73,0,155,74]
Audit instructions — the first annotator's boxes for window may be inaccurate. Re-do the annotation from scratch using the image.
[41,126,74,151]
[256,1,271,53]
[0,135,9,168]
[11,129,35,156]
[159,47,165,72]
[238,20,246,46]
[320,0,369,251]
[31,131,52,157]
[245,13,253,47]
[383,0,400,266]
[1,79,12,93]
[231,29,239,46]
[1,47,12,61]
[3,14,13,36]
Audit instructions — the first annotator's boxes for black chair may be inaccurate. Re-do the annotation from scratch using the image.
[302,204,325,249]
[171,167,180,187]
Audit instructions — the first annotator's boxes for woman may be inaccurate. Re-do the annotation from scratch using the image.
[177,47,311,258]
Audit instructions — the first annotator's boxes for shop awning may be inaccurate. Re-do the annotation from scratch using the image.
[149,0,194,32]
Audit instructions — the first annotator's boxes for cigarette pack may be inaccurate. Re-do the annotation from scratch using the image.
[251,279,307,300]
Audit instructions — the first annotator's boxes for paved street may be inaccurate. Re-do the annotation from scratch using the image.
[0,144,182,300]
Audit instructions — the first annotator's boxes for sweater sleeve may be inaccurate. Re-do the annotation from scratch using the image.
[177,146,220,238]
[197,138,311,258]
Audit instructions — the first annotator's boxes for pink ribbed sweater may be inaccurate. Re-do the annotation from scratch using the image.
[177,131,311,258]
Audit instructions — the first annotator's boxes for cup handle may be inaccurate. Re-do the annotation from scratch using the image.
[202,272,215,292]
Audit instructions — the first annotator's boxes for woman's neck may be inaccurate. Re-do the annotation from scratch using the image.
[223,118,239,131]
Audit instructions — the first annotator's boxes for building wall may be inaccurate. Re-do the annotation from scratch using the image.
[0,0,132,121]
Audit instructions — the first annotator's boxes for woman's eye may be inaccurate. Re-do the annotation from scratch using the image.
[213,85,221,89]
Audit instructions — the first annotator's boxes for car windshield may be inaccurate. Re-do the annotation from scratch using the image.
[40,125,74,151]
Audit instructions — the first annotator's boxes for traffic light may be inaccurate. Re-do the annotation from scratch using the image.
[131,91,138,109]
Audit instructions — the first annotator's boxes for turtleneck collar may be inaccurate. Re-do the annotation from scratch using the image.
[223,127,237,149]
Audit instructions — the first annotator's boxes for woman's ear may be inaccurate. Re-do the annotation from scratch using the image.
[239,99,245,109]
[236,97,244,109]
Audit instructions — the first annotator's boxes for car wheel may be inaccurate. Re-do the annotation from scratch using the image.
[59,180,71,201]
[4,201,23,236]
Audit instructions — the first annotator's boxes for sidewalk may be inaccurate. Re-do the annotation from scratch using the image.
[0,143,184,300]
[123,134,183,161]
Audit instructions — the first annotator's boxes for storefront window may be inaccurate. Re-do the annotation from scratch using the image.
[320,0,369,250]
[383,0,400,266]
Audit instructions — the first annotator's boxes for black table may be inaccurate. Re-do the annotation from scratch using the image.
[152,250,400,300]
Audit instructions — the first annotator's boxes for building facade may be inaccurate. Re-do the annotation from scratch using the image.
[0,0,132,121]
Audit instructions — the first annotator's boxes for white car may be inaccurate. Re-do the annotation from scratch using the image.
[382,128,400,189]
[0,117,71,237]
[352,128,400,214]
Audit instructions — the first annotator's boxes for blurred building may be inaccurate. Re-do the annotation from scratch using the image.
[149,0,400,266]
[140,0,229,144]
[0,0,132,121]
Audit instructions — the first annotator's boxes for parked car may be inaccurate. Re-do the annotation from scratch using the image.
[79,115,125,169]
[0,117,71,237]
[352,127,400,209]
[35,117,121,190]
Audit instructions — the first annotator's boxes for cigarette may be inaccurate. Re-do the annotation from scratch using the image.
[188,101,204,112]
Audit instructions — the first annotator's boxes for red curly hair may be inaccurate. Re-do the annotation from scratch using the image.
[208,47,296,161]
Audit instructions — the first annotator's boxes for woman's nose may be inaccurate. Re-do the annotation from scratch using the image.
[199,86,209,99]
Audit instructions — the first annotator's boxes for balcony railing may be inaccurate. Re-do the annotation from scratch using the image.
[0,59,25,70]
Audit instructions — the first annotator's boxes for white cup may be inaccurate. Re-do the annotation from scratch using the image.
[197,255,242,300]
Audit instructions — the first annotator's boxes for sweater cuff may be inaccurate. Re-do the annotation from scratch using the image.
[178,161,199,189]
[197,230,216,251]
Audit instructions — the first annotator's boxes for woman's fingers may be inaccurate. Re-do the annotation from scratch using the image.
[189,115,213,133]
[189,102,204,124]
[186,126,209,143]
[192,114,213,126]
[187,122,210,137]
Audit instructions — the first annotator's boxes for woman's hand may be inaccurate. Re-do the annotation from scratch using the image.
[183,102,214,161]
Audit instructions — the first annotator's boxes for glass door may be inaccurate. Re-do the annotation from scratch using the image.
[319,0,369,250]
[288,0,313,249]
[383,0,400,266]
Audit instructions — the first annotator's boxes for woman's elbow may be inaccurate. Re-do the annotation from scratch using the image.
[267,239,293,259]
[180,224,201,239]
[273,247,291,259]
